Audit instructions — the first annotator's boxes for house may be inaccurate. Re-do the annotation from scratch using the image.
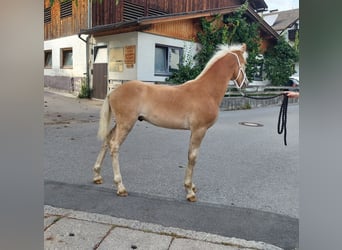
[263,8,299,77]
[263,8,299,44]
[44,0,279,98]
[44,0,89,93]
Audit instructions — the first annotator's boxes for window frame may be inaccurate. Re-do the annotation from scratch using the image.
[61,48,73,69]
[154,44,183,76]
[44,50,52,69]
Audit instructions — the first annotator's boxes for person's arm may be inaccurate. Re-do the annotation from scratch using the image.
[285,91,300,98]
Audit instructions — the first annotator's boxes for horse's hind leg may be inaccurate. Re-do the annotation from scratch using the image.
[93,127,115,184]
[93,140,107,184]
[184,128,207,202]
[109,122,135,197]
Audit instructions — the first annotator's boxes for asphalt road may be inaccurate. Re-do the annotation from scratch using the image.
[44,90,299,249]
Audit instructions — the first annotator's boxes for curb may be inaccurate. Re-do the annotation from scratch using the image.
[44,205,282,250]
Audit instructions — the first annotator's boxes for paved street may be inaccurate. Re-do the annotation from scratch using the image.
[44,89,299,249]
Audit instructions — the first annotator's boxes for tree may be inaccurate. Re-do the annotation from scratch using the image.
[263,36,299,86]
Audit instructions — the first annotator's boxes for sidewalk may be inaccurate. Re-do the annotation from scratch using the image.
[44,206,282,250]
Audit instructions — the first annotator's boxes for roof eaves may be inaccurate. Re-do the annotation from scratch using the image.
[80,6,241,35]
[137,5,241,24]
[80,4,279,40]
[245,5,279,39]
[80,20,139,35]
[278,17,299,35]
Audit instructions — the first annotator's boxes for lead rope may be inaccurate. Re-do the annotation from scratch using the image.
[240,92,289,146]
[230,52,289,145]
[277,94,289,146]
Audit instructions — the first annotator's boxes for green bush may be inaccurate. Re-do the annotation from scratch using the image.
[167,2,261,83]
[167,2,299,86]
[264,37,299,86]
[78,78,91,99]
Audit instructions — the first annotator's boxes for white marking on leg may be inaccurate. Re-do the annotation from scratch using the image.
[93,141,108,184]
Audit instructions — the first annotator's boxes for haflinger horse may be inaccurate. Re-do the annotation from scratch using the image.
[93,43,248,202]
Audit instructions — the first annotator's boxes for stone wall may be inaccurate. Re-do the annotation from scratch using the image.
[220,95,299,111]
[44,76,84,94]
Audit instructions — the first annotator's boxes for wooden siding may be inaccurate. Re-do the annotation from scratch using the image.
[44,0,88,40]
[92,0,242,26]
[146,19,200,41]
[92,0,122,27]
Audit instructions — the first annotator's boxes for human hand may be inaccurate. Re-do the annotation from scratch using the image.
[284,91,300,98]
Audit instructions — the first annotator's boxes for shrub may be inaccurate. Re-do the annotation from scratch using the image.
[78,78,91,98]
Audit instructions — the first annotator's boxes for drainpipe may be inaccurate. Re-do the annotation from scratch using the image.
[87,0,92,29]
[78,33,90,93]
[78,0,92,94]
[76,0,92,94]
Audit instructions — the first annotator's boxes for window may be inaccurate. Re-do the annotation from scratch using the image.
[44,50,52,68]
[44,7,51,23]
[60,0,72,18]
[94,46,108,64]
[154,45,182,76]
[288,29,298,41]
[61,48,73,68]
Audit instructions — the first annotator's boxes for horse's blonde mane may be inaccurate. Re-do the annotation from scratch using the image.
[195,44,248,80]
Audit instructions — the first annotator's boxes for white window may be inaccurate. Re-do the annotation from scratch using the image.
[61,48,73,68]
[155,45,182,76]
[44,50,52,68]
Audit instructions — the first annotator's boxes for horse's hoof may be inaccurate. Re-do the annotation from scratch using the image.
[187,195,197,202]
[117,190,128,197]
[93,177,103,184]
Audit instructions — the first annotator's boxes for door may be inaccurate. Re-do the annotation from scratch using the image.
[92,63,108,99]
[92,46,108,99]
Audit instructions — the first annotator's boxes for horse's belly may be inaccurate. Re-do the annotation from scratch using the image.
[141,113,190,130]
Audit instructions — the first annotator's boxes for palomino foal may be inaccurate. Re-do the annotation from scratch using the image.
[93,43,248,202]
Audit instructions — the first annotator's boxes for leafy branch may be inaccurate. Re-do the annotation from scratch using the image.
[167,2,261,84]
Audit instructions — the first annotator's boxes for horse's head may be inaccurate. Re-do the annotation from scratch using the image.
[230,43,249,89]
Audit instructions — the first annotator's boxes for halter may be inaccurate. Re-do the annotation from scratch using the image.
[228,52,248,89]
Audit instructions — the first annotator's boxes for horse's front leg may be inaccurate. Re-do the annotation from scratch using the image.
[184,128,207,202]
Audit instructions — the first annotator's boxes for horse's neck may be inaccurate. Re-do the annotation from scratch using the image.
[194,60,234,105]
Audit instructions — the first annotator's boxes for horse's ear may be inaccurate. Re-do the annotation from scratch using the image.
[241,43,247,52]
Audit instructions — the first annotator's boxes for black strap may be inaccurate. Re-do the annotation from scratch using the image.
[277,94,289,146]
[241,92,289,146]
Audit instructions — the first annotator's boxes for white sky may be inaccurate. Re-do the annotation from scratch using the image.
[265,0,299,11]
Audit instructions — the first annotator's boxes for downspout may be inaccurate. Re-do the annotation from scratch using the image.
[78,33,90,93]
[77,0,92,95]
[87,0,92,29]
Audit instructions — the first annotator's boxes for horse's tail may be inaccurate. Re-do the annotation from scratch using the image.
[97,94,112,141]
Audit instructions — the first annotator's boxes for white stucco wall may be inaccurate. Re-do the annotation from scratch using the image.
[44,35,87,78]
[95,32,139,81]
[136,32,197,82]
[92,32,197,83]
